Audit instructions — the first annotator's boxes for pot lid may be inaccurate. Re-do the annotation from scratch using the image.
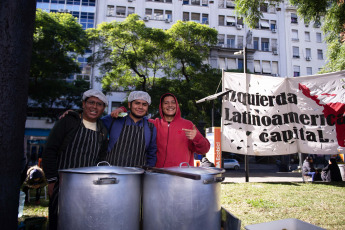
[59,166,145,175]
[161,164,225,175]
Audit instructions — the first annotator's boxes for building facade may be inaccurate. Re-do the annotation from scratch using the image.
[29,0,328,144]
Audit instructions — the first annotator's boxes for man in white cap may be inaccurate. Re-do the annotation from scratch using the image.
[101,91,157,167]
[42,89,108,230]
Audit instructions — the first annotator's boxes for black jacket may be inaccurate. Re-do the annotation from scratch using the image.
[322,164,342,182]
[42,112,108,181]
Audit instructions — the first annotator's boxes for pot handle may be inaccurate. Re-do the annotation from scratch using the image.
[93,177,119,185]
[179,162,190,168]
[203,176,225,184]
[97,161,111,166]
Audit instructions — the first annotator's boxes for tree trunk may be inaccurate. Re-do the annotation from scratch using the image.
[0,1,36,229]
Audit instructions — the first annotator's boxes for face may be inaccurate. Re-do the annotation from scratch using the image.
[162,96,176,117]
[82,96,105,122]
[128,99,149,119]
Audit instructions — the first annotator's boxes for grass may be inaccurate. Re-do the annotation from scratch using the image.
[19,182,345,230]
[221,182,345,230]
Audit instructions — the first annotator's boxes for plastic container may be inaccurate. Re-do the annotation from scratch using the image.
[18,191,26,218]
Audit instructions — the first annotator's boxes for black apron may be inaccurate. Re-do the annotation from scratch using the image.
[106,117,146,167]
[49,120,103,230]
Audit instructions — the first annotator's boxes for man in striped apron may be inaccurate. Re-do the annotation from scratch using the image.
[102,91,157,167]
[42,89,108,230]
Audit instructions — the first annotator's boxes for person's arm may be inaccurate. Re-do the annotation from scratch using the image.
[146,126,157,167]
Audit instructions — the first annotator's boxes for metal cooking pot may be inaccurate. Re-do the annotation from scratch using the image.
[142,163,225,230]
[58,163,144,230]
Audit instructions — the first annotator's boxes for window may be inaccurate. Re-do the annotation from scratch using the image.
[202,14,209,24]
[145,9,152,19]
[191,13,200,23]
[107,5,115,16]
[270,20,276,30]
[305,32,310,41]
[292,29,299,41]
[260,20,270,29]
[226,0,235,8]
[183,12,189,21]
[254,60,261,73]
[154,9,164,20]
[293,46,300,58]
[128,7,135,16]
[260,3,268,13]
[237,36,243,49]
[218,0,225,8]
[116,6,126,17]
[291,13,298,23]
[317,49,323,59]
[261,38,269,51]
[238,59,243,70]
[227,58,236,70]
[271,39,277,52]
[307,67,312,75]
[80,12,94,29]
[165,10,172,20]
[202,0,208,6]
[237,17,244,26]
[218,34,225,45]
[226,16,236,26]
[306,48,311,58]
[253,37,259,50]
[218,57,226,69]
[191,0,200,5]
[219,15,225,26]
[183,0,189,4]
[293,65,300,77]
[272,61,278,76]
[262,61,271,74]
[316,33,322,43]
[268,5,276,13]
[226,35,235,48]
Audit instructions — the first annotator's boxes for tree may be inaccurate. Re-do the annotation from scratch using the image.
[29,9,90,117]
[165,21,218,83]
[0,1,37,229]
[234,0,345,72]
[87,14,168,92]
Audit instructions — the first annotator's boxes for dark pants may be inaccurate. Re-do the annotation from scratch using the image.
[23,186,41,202]
[48,183,59,230]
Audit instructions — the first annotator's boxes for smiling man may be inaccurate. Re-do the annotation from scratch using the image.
[42,89,108,230]
[111,93,210,168]
[101,91,157,167]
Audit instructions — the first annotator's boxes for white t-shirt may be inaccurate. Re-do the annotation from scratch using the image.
[82,119,97,131]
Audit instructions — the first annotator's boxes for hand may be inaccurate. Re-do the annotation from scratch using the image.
[48,183,55,198]
[59,110,73,119]
[182,125,197,140]
[111,107,125,118]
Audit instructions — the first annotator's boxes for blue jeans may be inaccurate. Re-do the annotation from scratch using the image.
[305,172,316,181]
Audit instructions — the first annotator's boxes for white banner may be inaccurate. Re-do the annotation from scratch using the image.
[221,71,345,156]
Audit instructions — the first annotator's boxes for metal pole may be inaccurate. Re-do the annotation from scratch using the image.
[243,46,249,182]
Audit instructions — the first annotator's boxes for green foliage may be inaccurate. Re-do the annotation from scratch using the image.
[29,9,90,116]
[88,15,221,125]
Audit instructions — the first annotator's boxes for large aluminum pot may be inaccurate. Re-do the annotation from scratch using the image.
[58,163,144,230]
[142,163,225,230]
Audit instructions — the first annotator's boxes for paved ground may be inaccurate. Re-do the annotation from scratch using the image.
[222,163,304,183]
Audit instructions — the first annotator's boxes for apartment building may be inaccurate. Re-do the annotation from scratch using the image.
[29,0,327,138]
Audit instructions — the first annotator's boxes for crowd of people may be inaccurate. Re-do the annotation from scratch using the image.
[302,156,342,182]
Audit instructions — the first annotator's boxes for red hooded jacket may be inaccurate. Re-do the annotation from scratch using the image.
[149,93,210,168]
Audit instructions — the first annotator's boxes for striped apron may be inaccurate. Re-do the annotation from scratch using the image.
[106,117,146,167]
[49,121,103,230]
